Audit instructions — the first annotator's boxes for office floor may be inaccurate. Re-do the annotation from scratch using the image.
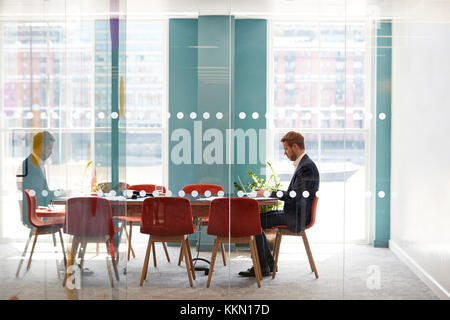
[0,237,438,300]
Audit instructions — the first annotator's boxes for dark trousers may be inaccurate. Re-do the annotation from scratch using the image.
[256,210,288,269]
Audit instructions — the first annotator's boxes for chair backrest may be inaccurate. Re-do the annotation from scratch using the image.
[128,184,166,193]
[182,184,224,195]
[306,196,319,230]
[207,198,261,238]
[63,197,114,238]
[24,189,42,229]
[140,197,194,237]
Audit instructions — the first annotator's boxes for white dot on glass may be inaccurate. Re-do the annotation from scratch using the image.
[203,112,210,120]
[86,112,92,119]
[166,190,173,196]
[365,191,372,198]
[97,190,104,197]
[305,113,312,120]
[167,112,171,119]
[365,112,373,119]
[26,112,34,119]
[178,190,185,197]
[40,113,47,119]
[379,113,386,120]
[263,190,270,198]
[152,190,159,197]
[216,112,223,120]
[290,191,297,198]
[190,112,197,119]
[315,190,321,198]
[378,191,385,198]
[292,113,298,119]
[302,191,310,198]
[217,190,224,197]
[177,112,184,119]
[73,112,79,119]
[42,190,48,197]
[265,113,271,119]
[111,112,118,119]
[250,190,257,198]
[252,112,259,119]
[126,190,133,197]
[54,190,61,197]
[52,112,59,119]
[191,190,198,197]
[29,190,36,197]
[204,190,211,197]
[98,112,105,119]
[239,112,246,119]
[139,190,146,197]
[276,190,283,198]
[237,190,244,198]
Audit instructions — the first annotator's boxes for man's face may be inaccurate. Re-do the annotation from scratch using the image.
[282,141,297,161]
[41,141,54,161]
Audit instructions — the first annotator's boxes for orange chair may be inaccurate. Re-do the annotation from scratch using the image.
[63,197,120,287]
[139,197,196,287]
[16,189,66,277]
[114,184,170,264]
[271,196,319,279]
[179,184,227,267]
[206,197,263,288]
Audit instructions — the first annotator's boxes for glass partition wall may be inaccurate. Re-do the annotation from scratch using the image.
[0,0,399,301]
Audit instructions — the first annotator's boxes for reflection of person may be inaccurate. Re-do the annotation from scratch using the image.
[239,131,320,277]
[17,131,57,224]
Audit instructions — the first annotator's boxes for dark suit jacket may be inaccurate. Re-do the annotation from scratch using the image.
[271,154,320,233]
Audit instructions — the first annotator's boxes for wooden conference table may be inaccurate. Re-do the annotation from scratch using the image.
[52,195,279,217]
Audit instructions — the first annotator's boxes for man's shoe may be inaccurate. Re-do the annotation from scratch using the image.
[238,266,270,277]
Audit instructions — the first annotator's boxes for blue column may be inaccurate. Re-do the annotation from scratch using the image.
[373,20,392,248]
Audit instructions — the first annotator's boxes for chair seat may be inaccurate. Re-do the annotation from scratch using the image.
[114,216,141,223]
[36,208,65,218]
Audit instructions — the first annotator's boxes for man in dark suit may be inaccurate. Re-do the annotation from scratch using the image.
[239,131,320,277]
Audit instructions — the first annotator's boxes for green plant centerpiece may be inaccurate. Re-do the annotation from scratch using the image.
[234,161,283,213]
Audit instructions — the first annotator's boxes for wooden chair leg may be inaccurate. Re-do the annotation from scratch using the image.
[140,236,152,286]
[162,242,170,262]
[206,238,219,288]
[185,240,195,280]
[249,237,261,288]
[16,230,32,277]
[63,237,80,287]
[272,232,282,279]
[105,242,114,287]
[301,231,318,279]
[26,233,38,271]
[107,241,120,281]
[152,242,157,267]
[58,230,67,267]
[127,222,136,260]
[183,239,194,287]
[178,242,184,266]
[220,243,227,266]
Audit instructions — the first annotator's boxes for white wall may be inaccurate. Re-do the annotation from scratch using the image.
[391,16,450,299]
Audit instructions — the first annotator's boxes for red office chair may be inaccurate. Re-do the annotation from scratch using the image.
[206,198,263,288]
[62,197,120,287]
[178,184,227,267]
[114,184,170,264]
[271,195,319,279]
[16,189,66,277]
[139,197,196,287]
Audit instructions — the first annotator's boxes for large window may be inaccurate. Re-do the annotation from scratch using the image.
[0,20,165,238]
[270,22,372,242]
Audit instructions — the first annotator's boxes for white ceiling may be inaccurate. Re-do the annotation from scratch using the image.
[1,0,450,21]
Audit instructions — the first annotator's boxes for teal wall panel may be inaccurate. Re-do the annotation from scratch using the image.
[373,20,392,248]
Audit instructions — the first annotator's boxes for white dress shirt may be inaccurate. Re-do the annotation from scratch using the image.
[293,151,306,170]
